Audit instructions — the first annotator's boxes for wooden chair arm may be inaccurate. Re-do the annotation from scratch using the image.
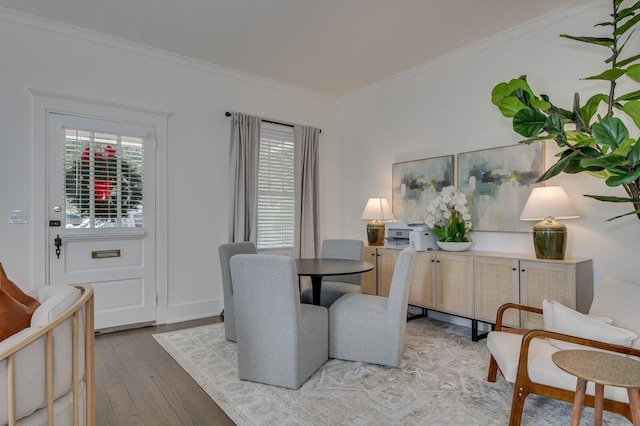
[515,329,640,393]
[0,284,95,426]
[0,284,94,360]
[494,302,542,332]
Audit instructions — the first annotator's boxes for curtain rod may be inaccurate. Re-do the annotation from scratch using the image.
[225,111,321,133]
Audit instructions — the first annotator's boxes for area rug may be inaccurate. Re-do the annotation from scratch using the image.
[153,318,629,425]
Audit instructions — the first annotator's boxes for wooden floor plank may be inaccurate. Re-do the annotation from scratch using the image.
[95,317,235,426]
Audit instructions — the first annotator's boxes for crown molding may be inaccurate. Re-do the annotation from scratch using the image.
[338,0,604,103]
[0,6,338,104]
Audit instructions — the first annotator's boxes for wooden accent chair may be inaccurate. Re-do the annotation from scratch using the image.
[1,284,95,426]
[486,277,640,425]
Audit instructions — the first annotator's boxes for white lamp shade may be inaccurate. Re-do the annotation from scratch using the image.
[520,186,580,221]
[360,198,394,220]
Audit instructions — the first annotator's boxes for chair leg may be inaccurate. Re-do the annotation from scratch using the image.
[487,355,498,382]
[509,383,527,426]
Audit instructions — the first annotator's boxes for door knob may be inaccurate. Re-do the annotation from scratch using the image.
[53,205,62,213]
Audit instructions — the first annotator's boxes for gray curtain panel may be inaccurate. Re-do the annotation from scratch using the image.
[228,112,261,243]
[293,125,321,259]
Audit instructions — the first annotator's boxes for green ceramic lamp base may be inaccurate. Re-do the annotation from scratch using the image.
[532,217,567,260]
[366,220,385,246]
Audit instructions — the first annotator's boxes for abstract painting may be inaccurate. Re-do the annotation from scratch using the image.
[457,143,544,232]
[392,155,454,224]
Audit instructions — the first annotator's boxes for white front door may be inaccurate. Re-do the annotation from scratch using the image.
[48,113,157,330]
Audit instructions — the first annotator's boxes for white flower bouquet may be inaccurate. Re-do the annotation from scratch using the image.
[425,186,472,242]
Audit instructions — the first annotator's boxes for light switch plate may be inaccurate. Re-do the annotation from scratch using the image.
[9,210,27,224]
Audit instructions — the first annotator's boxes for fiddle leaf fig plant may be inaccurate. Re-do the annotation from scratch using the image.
[492,0,640,221]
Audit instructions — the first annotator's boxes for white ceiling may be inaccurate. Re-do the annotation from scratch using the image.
[0,0,584,96]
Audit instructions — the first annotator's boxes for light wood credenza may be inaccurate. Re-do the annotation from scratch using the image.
[363,247,593,341]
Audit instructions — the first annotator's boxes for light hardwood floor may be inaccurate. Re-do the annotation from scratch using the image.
[95,317,235,425]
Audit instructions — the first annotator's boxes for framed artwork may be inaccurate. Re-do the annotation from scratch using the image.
[457,143,544,232]
[392,155,454,223]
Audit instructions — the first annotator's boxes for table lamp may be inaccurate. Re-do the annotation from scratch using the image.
[520,186,579,259]
[360,198,394,246]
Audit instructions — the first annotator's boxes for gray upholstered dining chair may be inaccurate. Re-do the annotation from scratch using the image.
[218,241,257,342]
[300,239,365,307]
[328,247,416,367]
[230,254,328,389]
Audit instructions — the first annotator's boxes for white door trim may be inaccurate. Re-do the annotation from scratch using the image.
[30,89,171,324]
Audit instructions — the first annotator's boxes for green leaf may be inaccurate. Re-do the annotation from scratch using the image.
[627,64,640,81]
[581,94,608,124]
[492,78,551,110]
[584,193,640,221]
[491,82,511,106]
[513,108,547,137]
[580,154,628,169]
[571,93,587,131]
[616,90,640,101]
[544,113,565,135]
[608,165,630,174]
[584,194,639,203]
[622,100,640,128]
[614,12,640,35]
[565,131,596,147]
[577,145,607,161]
[586,169,612,180]
[494,97,528,118]
[559,34,614,46]
[553,134,568,147]
[604,209,640,221]
[515,88,531,106]
[614,1,640,22]
[606,167,640,185]
[616,53,640,67]
[491,78,531,103]
[538,150,580,181]
[551,105,574,120]
[456,221,466,239]
[629,139,640,165]
[592,117,629,147]
[519,136,557,144]
[611,138,636,156]
[530,96,552,111]
[583,68,628,81]
[563,147,605,173]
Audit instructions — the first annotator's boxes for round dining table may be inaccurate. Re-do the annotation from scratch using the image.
[295,258,374,305]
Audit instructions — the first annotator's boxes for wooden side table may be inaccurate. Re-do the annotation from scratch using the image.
[552,349,640,426]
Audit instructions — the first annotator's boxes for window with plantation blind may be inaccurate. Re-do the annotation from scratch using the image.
[257,124,295,250]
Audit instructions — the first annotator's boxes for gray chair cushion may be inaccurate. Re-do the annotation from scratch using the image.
[231,254,328,389]
[218,242,256,342]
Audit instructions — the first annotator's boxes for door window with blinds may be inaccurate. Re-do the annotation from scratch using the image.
[64,128,145,229]
[257,123,294,250]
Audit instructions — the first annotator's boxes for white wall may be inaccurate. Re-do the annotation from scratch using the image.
[339,0,639,287]
[0,9,341,323]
